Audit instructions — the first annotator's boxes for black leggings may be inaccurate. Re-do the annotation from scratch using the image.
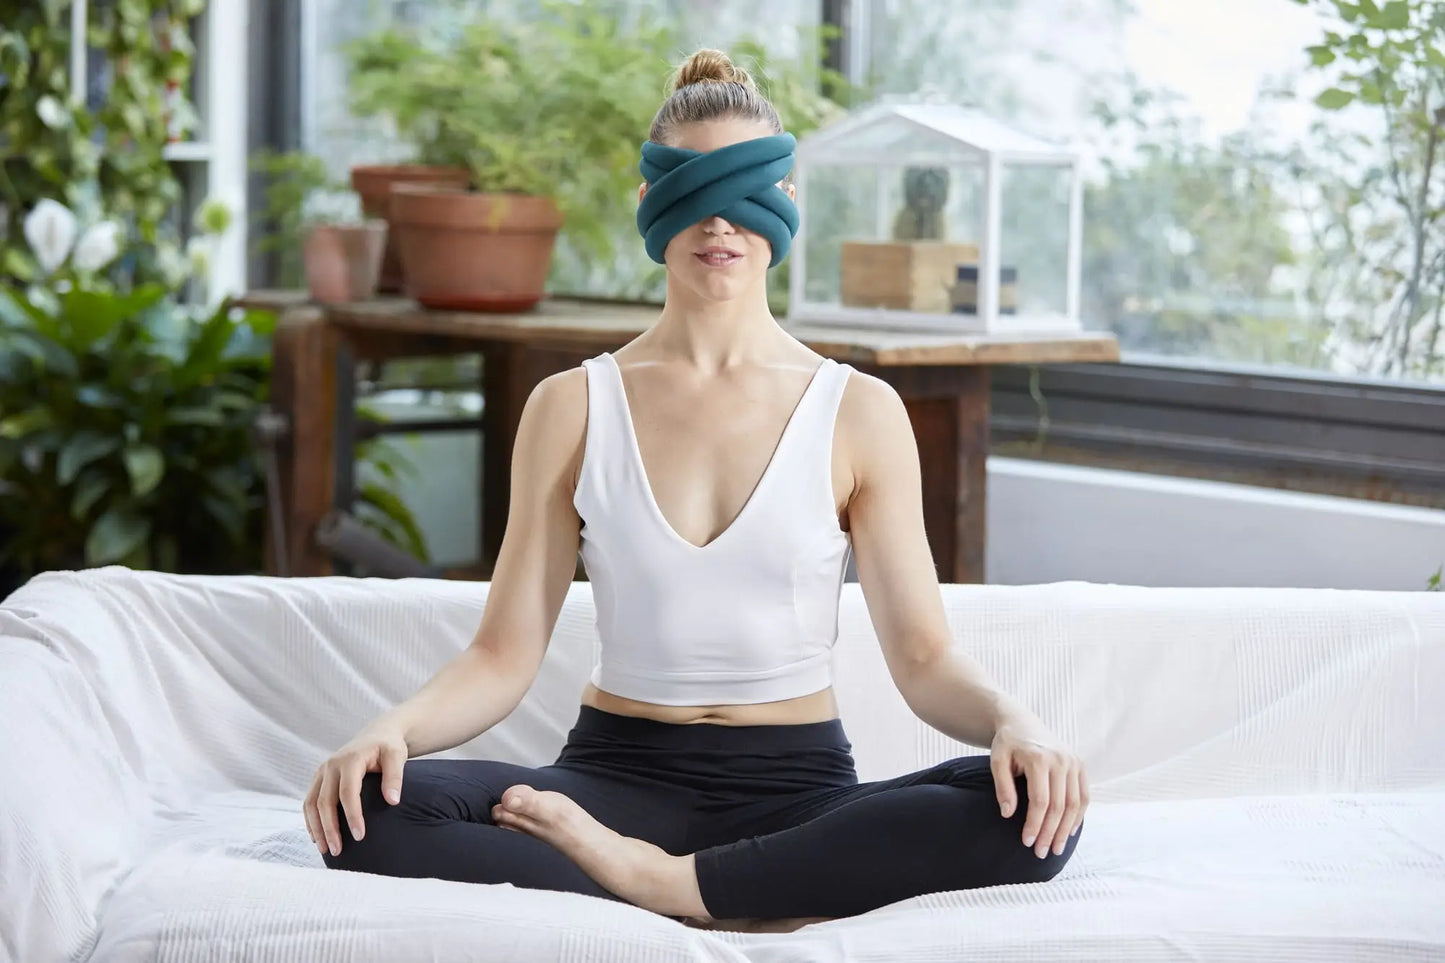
[323,705,1081,919]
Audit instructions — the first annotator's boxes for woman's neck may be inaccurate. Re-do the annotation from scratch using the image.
[648,283,784,371]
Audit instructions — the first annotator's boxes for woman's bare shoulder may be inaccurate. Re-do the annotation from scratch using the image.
[835,369,915,484]
[837,368,909,436]
[514,365,590,488]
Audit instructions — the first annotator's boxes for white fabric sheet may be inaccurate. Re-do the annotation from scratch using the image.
[2,567,1443,962]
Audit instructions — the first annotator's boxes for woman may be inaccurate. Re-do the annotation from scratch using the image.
[307,48,1087,927]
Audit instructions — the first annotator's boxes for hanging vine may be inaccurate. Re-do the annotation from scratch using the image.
[0,0,206,285]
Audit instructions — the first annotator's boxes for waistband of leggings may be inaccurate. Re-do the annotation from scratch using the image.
[568,704,850,753]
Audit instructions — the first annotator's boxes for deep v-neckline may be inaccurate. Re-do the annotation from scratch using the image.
[606,352,831,552]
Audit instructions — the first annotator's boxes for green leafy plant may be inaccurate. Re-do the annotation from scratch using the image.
[343,1,676,265]
[0,6,428,588]
[1290,0,1445,379]
[0,271,431,578]
[0,277,275,576]
[1429,565,1442,591]
[1,0,206,287]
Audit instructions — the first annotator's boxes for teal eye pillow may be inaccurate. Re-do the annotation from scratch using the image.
[636,132,800,268]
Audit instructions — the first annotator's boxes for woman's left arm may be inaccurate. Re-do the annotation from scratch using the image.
[840,373,1089,858]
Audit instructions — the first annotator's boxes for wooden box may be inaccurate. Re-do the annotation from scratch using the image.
[840,240,980,314]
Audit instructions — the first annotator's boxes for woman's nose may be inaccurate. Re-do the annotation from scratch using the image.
[701,214,735,233]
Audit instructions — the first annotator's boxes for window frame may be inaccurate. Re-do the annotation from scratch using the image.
[990,361,1445,506]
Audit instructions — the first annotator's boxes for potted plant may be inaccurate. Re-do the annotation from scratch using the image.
[349,164,470,294]
[0,200,275,576]
[342,29,476,295]
[0,197,429,585]
[302,196,388,306]
[251,149,388,305]
[342,2,675,311]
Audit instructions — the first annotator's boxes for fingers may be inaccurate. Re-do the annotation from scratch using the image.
[338,757,367,843]
[1050,764,1083,855]
[302,776,326,856]
[1019,758,1051,850]
[990,748,1018,818]
[318,765,343,857]
[1035,764,1067,858]
[379,743,407,805]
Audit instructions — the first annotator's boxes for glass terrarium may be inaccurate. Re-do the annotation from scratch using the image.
[786,102,1082,335]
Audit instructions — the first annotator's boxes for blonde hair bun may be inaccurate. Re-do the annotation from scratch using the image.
[672,48,755,93]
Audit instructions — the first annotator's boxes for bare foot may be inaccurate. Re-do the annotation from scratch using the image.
[492,785,708,919]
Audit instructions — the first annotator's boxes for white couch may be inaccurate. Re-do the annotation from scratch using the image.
[2,566,1443,962]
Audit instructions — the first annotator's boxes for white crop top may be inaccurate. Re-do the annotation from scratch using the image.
[573,351,854,706]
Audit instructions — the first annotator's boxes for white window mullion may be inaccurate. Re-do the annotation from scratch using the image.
[69,0,88,104]
[204,0,249,300]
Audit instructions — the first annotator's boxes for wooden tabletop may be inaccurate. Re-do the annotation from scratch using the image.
[238,291,1120,367]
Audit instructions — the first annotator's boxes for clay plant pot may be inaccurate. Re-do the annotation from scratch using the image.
[389,185,565,312]
[302,221,388,305]
[350,164,470,292]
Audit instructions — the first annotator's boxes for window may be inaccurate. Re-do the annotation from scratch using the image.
[854,0,1445,386]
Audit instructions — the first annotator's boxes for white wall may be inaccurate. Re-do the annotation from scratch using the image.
[986,457,1445,591]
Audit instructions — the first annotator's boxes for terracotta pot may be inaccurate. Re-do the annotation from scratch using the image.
[389,185,564,312]
[302,221,388,305]
[350,164,470,292]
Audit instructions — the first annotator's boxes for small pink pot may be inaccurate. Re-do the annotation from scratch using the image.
[303,221,388,304]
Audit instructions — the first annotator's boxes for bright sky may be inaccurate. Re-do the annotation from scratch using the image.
[1124,0,1325,142]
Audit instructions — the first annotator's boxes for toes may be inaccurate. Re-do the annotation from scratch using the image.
[500,784,536,815]
[492,803,539,835]
[504,786,579,825]
[497,816,530,834]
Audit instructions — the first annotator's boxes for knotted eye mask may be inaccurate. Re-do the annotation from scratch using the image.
[636,132,800,268]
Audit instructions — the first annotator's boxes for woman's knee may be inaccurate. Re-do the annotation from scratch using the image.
[997,815,1083,885]
[320,771,416,874]
[921,773,1084,887]
[923,754,998,792]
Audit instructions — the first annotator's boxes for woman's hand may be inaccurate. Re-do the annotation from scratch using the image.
[990,719,1089,859]
[303,723,409,857]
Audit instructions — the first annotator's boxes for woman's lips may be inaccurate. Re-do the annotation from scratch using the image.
[696,251,743,267]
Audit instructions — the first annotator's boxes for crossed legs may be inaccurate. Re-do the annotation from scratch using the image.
[494,754,1082,922]
[326,754,1082,922]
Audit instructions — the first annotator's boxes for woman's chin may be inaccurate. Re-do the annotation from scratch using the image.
[683,271,761,302]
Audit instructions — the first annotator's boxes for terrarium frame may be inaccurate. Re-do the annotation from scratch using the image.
[785,102,1084,335]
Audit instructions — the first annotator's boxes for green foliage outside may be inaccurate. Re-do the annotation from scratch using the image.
[1287,0,1445,380]
[1095,0,1444,380]
[1083,81,1327,368]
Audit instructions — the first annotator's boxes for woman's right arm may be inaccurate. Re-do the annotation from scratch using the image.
[304,367,588,856]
